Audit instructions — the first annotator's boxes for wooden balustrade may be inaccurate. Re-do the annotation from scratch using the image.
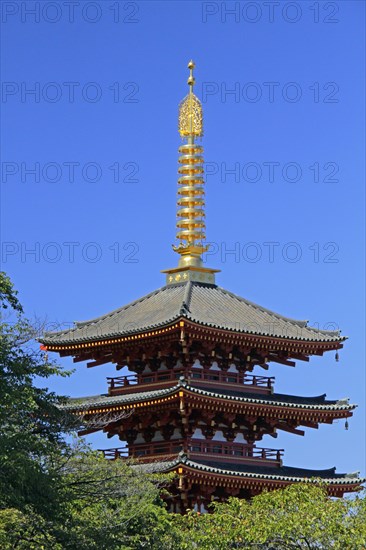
[101,447,129,460]
[107,368,274,393]
[100,439,283,464]
[188,440,283,462]
[107,374,139,389]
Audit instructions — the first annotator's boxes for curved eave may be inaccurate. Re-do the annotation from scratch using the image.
[181,318,345,348]
[134,456,364,492]
[183,384,356,412]
[39,281,346,350]
[183,460,363,486]
[62,382,356,417]
[39,316,345,353]
[38,319,182,349]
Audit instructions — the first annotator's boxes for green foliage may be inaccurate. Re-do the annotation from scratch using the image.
[52,443,180,549]
[0,288,74,516]
[177,484,366,549]
[0,507,62,549]
[0,443,180,549]
[0,272,180,549]
[0,272,23,312]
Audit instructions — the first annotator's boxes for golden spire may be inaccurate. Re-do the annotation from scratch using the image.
[174,61,207,265]
[162,61,219,285]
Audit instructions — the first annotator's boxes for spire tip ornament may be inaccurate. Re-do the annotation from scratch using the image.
[162,61,220,285]
[187,59,196,87]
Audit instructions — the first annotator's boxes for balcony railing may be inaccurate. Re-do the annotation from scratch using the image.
[188,440,283,462]
[107,368,274,394]
[100,439,283,465]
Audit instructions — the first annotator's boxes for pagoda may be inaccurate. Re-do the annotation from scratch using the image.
[40,61,363,513]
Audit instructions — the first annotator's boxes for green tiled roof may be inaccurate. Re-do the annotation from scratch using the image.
[64,385,176,410]
[40,281,345,345]
[63,381,356,413]
[188,384,355,411]
[133,453,363,485]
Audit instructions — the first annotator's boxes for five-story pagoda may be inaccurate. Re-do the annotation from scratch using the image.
[40,61,362,513]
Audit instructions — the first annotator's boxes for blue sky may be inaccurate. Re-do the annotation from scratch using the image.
[1,1,365,478]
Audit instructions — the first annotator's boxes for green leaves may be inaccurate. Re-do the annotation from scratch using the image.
[0,507,62,550]
[0,310,75,516]
[0,272,23,312]
[176,485,366,549]
[0,272,180,548]
[49,444,179,549]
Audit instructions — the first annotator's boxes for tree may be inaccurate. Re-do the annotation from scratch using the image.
[0,441,180,549]
[177,483,366,549]
[0,272,75,516]
[0,271,22,312]
[0,272,181,549]
[53,444,180,549]
[0,507,62,550]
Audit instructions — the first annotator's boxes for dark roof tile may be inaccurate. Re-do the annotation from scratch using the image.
[40,282,344,345]
[133,455,363,485]
[62,382,356,412]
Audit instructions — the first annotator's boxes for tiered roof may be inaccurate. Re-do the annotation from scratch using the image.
[40,281,344,346]
[135,454,361,494]
[64,380,355,415]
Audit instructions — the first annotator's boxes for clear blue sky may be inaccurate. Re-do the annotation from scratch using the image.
[1,1,365,478]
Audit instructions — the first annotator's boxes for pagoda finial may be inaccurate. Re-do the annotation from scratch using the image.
[178,60,203,138]
[162,61,219,285]
[174,61,207,265]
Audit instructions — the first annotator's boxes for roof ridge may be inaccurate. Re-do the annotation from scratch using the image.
[195,461,364,481]
[138,457,364,484]
[185,384,356,410]
[180,281,193,314]
[61,384,182,410]
[273,392,328,402]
